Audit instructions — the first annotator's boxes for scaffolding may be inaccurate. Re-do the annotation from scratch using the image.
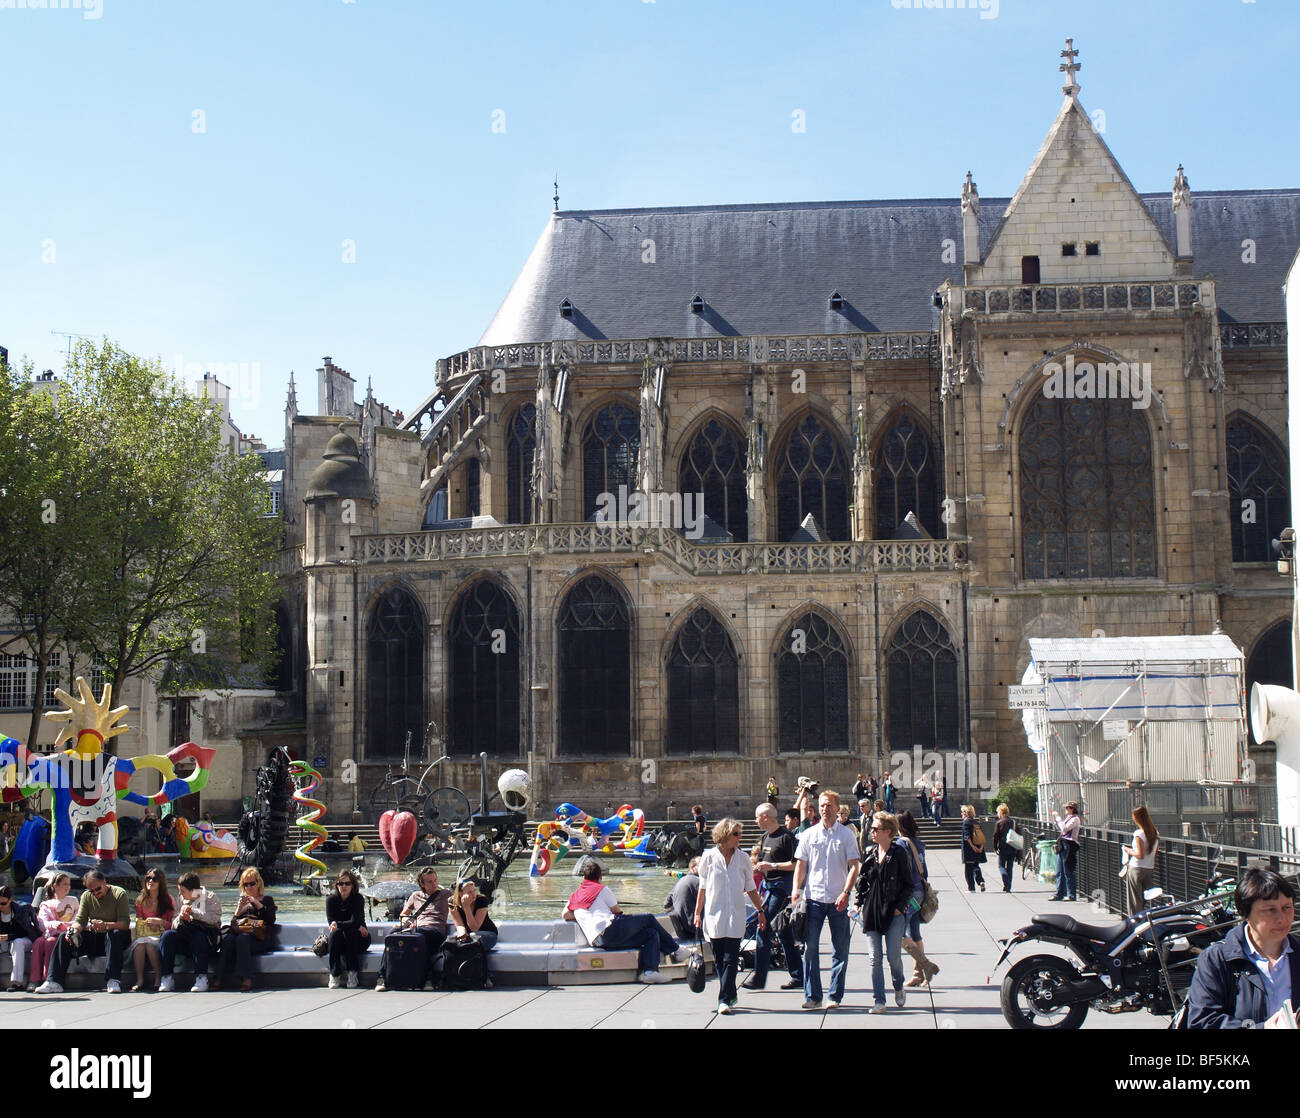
[1014,635,1247,826]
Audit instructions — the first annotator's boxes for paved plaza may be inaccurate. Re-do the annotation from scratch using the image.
[2,850,1167,1030]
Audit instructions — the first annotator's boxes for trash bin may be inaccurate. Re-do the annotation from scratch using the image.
[1037,839,1058,884]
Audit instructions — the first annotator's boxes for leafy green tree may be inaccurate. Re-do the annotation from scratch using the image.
[56,340,282,717]
[0,357,101,748]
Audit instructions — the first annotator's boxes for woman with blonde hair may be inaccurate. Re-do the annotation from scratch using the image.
[992,804,1017,893]
[1123,805,1160,915]
[960,805,987,892]
[853,811,914,1013]
[694,817,765,1015]
[449,878,498,951]
[215,866,277,991]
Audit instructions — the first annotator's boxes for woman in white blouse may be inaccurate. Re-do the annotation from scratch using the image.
[1122,805,1160,915]
[694,817,765,1016]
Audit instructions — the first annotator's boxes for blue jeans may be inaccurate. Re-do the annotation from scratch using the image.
[712,937,741,1004]
[998,849,1015,892]
[753,880,801,986]
[905,903,923,943]
[1053,842,1078,899]
[803,900,851,1004]
[867,912,906,1005]
[595,914,678,974]
[931,801,942,825]
[160,923,213,977]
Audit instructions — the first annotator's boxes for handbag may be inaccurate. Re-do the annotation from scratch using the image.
[1006,825,1025,852]
[312,932,330,957]
[233,918,268,941]
[685,935,707,994]
[902,837,939,924]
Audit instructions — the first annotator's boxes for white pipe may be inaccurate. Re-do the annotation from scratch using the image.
[1251,683,1300,831]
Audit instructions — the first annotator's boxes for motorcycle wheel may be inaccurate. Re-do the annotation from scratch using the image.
[1000,955,1090,1030]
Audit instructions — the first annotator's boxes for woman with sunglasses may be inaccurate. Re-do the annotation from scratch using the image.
[449,879,497,951]
[325,869,369,988]
[693,817,765,1015]
[853,811,914,1014]
[215,867,277,991]
[128,870,175,992]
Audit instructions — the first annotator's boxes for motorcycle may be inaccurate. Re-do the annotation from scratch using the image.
[994,882,1237,1030]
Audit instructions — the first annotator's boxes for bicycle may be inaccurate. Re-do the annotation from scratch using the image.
[1020,836,1041,881]
[368,724,472,836]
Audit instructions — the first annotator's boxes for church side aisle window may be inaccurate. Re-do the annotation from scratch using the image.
[582,403,639,520]
[365,587,425,758]
[666,607,740,754]
[1020,395,1155,579]
[875,412,941,539]
[506,404,536,525]
[558,574,631,756]
[1226,415,1289,563]
[678,418,747,541]
[448,579,520,757]
[777,611,850,752]
[885,609,959,752]
[774,413,850,541]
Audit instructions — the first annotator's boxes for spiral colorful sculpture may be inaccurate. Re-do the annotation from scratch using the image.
[288,759,327,878]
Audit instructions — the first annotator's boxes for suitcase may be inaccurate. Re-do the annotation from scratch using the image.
[439,935,488,991]
[381,931,428,991]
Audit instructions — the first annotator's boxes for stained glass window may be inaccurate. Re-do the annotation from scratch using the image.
[776,611,849,752]
[506,404,535,525]
[885,610,959,751]
[583,403,639,520]
[558,574,630,756]
[774,413,850,541]
[1227,416,1289,563]
[678,418,748,541]
[365,587,424,758]
[448,580,520,757]
[666,607,740,754]
[875,412,940,539]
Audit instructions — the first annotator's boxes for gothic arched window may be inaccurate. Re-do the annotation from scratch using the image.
[1227,416,1289,563]
[366,587,424,758]
[776,611,850,752]
[582,403,639,520]
[875,412,940,538]
[678,418,747,541]
[774,413,850,541]
[1020,394,1155,579]
[885,609,959,751]
[448,580,520,757]
[666,608,740,754]
[558,574,631,756]
[422,486,448,528]
[506,404,536,525]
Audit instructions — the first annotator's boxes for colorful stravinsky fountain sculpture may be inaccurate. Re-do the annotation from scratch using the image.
[0,677,214,875]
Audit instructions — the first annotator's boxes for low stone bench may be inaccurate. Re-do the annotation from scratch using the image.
[2,915,694,989]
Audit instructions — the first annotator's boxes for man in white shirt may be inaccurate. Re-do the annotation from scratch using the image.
[791,790,860,1010]
[563,861,681,983]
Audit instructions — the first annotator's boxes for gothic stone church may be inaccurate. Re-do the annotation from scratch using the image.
[270,60,1298,818]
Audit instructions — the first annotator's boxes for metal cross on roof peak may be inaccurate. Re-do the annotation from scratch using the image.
[1060,37,1081,97]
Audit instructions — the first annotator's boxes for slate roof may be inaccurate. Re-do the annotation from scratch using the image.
[477,190,1300,347]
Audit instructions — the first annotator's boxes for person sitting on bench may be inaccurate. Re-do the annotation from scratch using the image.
[563,861,681,984]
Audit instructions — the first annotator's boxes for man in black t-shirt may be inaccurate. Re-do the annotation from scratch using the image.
[742,803,804,990]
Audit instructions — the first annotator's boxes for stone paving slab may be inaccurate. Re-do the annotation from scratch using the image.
[0,850,1171,1029]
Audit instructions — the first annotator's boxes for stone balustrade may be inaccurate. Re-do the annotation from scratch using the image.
[958,279,1206,315]
[350,524,968,574]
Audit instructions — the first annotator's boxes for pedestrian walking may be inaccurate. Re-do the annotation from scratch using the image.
[694,818,765,1015]
[896,811,940,986]
[930,777,945,827]
[1122,805,1159,915]
[854,811,913,1014]
[960,805,987,892]
[1051,801,1082,901]
[744,803,802,992]
[992,803,1016,893]
[791,790,860,1011]
[882,774,896,813]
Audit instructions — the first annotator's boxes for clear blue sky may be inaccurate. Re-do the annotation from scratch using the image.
[1,0,1295,445]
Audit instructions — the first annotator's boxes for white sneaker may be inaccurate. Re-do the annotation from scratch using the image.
[35,980,63,995]
[105,980,122,994]
[346,972,359,989]
[870,1003,887,1014]
[826,1000,840,1009]
[158,977,175,993]
[669,949,687,964]
[895,989,907,1008]
[374,978,387,992]
[639,970,671,984]
[717,1002,732,1015]
[191,976,209,993]
[328,974,341,989]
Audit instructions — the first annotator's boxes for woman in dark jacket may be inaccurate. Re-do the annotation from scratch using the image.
[853,811,914,1014]
[215,867,278,991]
[992,804,1016,893]
[325,869,370,988]
[1188,867,1300,1028]
[960,805,987,892]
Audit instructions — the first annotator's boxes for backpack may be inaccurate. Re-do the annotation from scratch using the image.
[971,823,986,849]
[439,935,489,991]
